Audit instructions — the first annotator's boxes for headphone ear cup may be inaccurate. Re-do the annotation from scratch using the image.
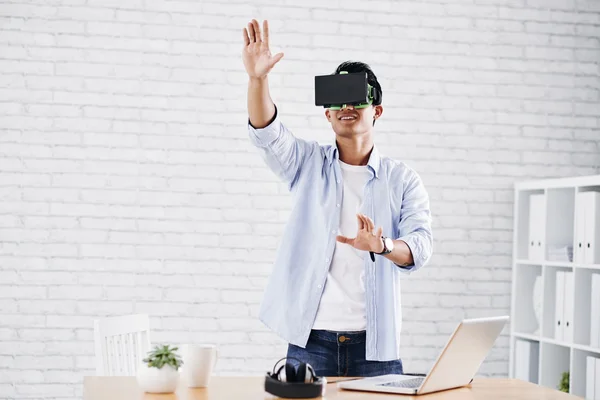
[285,362,297,382]
[305,363,315,383]
[296,362,307,383]
[274,364,286,382]
[296,362,315,383]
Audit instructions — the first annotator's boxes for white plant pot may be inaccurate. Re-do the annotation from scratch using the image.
[136,363,180,393]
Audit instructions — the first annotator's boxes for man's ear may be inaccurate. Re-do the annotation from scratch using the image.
[374,105,383,121]
[325,109,332,122]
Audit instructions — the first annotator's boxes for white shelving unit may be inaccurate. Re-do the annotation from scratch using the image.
[510,174,600,398]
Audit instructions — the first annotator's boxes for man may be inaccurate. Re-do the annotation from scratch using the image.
[242,19,433,377]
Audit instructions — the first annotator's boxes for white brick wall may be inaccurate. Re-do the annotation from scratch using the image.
[1,0,599,398]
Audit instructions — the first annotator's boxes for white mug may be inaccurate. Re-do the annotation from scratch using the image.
[181,344,218,388]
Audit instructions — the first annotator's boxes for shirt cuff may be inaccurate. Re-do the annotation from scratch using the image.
[248,106,280,147]
[395,234,427,273]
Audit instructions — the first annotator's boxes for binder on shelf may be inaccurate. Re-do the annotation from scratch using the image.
[514,339,538,383]
[563,271,574,343]
[584,192,600,265]
[577,192,600,265]
[595,358,600,400]
[575,193,587,264]
[591,274,600,349]
[514,339,529,382]
[555,271,565,341]
[586,356,595,400]
[528,194,545,262]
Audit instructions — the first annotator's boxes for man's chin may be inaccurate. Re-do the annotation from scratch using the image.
[334,127,364,137]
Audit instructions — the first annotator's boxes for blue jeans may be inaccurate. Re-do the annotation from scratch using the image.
[286,330,404,377]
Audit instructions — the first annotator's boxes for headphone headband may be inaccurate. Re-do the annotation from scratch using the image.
[271,356,303,375]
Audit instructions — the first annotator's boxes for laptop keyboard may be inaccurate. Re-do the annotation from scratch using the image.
[378,377,424,388]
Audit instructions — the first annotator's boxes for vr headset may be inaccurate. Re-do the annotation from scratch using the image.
[314,71,381,110]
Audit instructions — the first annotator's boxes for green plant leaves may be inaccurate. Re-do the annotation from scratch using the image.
[142,344,183,370]
[558,371,569,393]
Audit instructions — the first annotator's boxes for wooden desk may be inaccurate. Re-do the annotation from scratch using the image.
[83,376,580,399]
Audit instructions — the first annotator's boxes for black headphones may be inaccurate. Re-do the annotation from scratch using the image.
[264,357,325,398]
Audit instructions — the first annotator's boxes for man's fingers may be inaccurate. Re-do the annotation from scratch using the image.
[253,19,262,42]
[248,22,256,42]
[242,28,250,46]
[263,20,270,47]
[376,226,383,238]
[359,214,368,230]
[337,235,353,245]
[363,214,375,232]
[269,52,284,67]
[365,214,373,231]
[356,214,364,230]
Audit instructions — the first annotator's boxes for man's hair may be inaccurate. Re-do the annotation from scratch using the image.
[334,61,382,106]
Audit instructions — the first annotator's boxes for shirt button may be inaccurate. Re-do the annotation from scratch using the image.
[317,284,322,289]
[332,229,336,233]
[336,204,340,207]
[337,180,340,183]
[325,258,329,262]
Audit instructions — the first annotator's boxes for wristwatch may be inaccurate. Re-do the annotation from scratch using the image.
[369,236,394,262]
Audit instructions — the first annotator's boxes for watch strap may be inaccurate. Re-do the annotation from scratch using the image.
[370,236,391,262]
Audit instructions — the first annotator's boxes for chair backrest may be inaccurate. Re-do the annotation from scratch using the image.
[93,314,151,376]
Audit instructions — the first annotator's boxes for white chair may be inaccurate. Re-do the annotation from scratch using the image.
[93,313,151,376]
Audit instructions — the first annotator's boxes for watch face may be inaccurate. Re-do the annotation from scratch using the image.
[384,237,394,251]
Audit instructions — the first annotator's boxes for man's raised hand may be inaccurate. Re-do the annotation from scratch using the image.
[242,19,284,79]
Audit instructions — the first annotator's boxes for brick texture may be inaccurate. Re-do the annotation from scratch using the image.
[1,0,599,398]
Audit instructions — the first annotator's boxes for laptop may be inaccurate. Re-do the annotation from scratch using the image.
[337,315,509,395]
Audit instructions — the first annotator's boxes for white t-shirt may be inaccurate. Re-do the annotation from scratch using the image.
[312,160,371,331]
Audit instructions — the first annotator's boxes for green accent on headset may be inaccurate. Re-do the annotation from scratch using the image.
[326,71,374,111]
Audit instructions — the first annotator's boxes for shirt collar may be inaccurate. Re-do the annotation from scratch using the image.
[328,142,381,179]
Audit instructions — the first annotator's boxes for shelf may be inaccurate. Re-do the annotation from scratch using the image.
[540,343,570,389]
[511,175,600,393]
[542,337,574,349]
[513,337,540,384]
[515,260,600,270]
[544,261,574,268]
[513,332,541,342]
[571,349,600,398]
[577,263,600,271]
[546,188,575,264]
[511,333,600,354]
[574,269,598,348]
[516,259,543,265]
[573,343,600,354]
[514,264,542,335]
[514,174,600,191]
[516,260,573,267]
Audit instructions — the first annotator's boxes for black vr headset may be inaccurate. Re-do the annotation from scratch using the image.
[314,70,381,110]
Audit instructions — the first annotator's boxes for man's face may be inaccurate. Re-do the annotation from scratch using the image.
[325,104,383,138]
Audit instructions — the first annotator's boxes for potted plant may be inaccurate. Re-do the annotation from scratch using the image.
[558,371,569,393]
[136,344,183,393]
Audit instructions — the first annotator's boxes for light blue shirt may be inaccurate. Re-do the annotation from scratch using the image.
[248,108,433,361]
